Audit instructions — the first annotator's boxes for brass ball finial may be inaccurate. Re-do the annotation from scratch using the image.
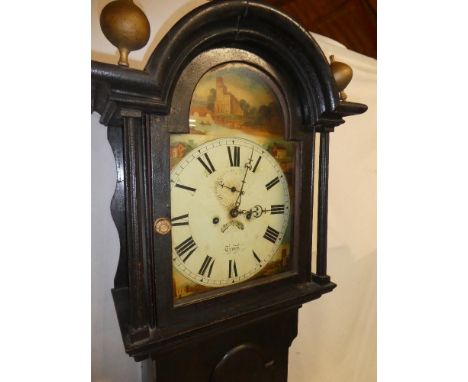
[100,0,150,67]
[330,55,353,101]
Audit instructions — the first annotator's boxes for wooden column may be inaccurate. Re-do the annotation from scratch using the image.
[313,131,331,284]
[122,111,151,340]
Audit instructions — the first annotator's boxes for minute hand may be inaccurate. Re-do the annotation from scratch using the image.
[234,148,254,209]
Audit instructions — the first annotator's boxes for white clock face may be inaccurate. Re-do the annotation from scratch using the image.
[170,137,291,287]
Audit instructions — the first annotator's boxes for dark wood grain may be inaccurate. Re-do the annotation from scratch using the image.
[108,125,128,288]
[141,308,298,382]
[148,114,172,328]
[313,132,331,285]
[123,114,152,339]
[263,0,377,58]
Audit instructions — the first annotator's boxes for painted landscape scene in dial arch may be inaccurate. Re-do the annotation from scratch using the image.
[170,63,296,299]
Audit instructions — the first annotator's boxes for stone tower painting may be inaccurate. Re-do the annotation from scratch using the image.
[214,77,244,116]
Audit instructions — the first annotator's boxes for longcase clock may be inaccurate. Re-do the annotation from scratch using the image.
[92,1,367,381]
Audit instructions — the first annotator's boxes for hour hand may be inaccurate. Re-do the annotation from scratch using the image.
[238,205,265,219]
[240,204,285,219]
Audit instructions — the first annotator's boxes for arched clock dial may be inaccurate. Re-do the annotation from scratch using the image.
[170,137,290,287]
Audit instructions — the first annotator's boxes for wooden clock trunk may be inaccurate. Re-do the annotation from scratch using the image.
[92,1,367,381]
[141,308,298,382]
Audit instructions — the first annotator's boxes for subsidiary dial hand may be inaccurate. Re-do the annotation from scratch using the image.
[216,181,244,195]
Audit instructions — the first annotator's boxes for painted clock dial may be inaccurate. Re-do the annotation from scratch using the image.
[169,62,295,299]
[171,137,290,287]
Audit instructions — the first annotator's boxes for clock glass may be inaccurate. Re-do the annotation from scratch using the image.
[170,63,296,300]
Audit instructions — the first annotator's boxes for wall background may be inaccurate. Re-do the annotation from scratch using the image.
[91,1,376,381]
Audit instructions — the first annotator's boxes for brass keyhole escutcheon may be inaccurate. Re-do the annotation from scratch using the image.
[154,218,171,235]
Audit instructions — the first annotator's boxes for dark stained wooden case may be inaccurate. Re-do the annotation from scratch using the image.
[91,1,367,380]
